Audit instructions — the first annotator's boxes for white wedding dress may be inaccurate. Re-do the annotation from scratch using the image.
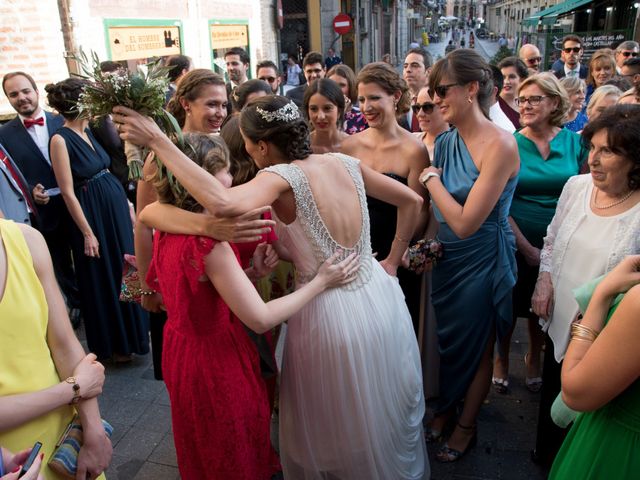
[262,154,429,480]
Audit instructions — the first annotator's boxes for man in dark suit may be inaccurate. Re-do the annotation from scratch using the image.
[0,71,80,318]
[286,51,325,108]
[551,34,588,80]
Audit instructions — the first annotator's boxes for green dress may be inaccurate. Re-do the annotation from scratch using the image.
[510,128,586,248]
[549,283,640,479]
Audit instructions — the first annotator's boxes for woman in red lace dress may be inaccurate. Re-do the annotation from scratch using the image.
[145,133,358,480]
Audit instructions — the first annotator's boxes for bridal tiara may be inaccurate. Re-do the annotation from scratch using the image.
[256,101,301,123]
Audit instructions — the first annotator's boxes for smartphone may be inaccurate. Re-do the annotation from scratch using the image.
[18,441,42,478]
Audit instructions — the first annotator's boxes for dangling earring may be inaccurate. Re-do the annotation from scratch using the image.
[467,96,473,104]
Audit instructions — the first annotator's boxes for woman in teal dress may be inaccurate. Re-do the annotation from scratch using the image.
[549,255,640,479]
[419,49,520,462]
[493,73,587,396]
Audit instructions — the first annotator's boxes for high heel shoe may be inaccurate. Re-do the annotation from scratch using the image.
[424,425,443,443]
[524,353,543,393]
[436,423,477,463]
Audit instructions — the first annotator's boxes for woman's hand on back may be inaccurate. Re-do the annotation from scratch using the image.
[316,251,360,289]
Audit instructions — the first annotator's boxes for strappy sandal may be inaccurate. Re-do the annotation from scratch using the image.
[436,423,477,463]
[492,376,509,394]
[524,353,543,393]
[425,425,443,443]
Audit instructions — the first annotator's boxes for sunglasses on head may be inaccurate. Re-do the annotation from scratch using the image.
[621,51,639,57]
[412,103,436,114]
[428,83,459,100]
[563,47,581,54]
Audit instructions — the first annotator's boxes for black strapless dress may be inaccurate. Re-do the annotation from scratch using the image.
[366,173,422,333]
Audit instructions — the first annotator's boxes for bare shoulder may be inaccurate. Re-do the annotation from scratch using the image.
[15,223,49,271]
[339,129,371,155]
[483,126,518,165]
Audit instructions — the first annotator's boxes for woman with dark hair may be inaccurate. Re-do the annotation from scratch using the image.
[327,64,368,134]
[46,78,149,361]
[167,68,227,133]
[492,73,586,400]
[230,79,272,112]
[114,95,430,479]
[303,78,348,153]
[498,56,529,128]
[340,62,429,333]
[418,49,520,462]
[531,104,640,467]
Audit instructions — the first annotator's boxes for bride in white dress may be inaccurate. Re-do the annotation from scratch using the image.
[113,96,430,480]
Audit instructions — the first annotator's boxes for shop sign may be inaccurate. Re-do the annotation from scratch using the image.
[210,24,249,49]
[108,26,181,60]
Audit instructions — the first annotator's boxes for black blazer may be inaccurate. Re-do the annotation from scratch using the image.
[0,111,64,232]
[552,64,588,80]
[285,85,306,108]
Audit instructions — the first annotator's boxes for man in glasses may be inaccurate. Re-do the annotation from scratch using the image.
[552,34,587,80]
[400,47,432,132]
[619,57,640,104]
[615,41,640,74]
[256,60,281,94]
[519,44,542,75]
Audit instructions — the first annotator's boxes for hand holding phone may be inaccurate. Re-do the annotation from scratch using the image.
[18,442,41,479]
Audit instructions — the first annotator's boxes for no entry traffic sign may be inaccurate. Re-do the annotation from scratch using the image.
[333,14,353,35]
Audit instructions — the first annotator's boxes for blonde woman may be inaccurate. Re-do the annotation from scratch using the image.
[560,76,588,132]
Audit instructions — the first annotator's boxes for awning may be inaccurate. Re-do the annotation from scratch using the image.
[541,0,592,25]
[521,0,591,27]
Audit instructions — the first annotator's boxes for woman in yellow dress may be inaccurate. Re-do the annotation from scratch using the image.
[0,218,111,479]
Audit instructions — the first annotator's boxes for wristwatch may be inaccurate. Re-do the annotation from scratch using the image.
[420,172,440,187]
[65,377,82,405]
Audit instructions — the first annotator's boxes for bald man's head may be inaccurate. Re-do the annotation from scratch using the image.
[519,44,542,73]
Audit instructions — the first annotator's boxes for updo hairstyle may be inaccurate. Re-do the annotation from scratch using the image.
[45,77,90,120]
[240,95,312,162]
[167,69,226,127]
[356,62,411,115]
[428,49,494,119]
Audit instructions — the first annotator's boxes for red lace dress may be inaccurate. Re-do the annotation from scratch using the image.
[148,233,280,480]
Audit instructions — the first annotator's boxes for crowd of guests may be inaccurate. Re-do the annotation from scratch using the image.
[0,32,639,479]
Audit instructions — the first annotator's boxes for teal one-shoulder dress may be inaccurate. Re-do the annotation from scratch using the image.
[431,129,518,414]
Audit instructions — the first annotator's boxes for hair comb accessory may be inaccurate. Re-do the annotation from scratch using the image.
[256,101,301,122]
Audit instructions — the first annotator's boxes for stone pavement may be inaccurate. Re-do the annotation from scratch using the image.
[88,318,548,479]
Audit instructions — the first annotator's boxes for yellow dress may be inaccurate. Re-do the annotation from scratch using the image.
[0,219,105,480]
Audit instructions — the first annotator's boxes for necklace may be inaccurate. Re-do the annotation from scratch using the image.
[592,188,634,209]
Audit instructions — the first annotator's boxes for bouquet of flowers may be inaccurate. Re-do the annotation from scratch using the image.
[75,50,181,180]
[407,238,444,272]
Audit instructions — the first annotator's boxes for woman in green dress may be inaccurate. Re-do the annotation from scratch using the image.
[549,254,640,479]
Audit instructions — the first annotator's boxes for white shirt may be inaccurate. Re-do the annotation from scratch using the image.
[563,63,581,78]
[19,111,51,164]
[489,101,515,133]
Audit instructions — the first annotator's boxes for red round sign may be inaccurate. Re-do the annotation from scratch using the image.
[333,13,353,35]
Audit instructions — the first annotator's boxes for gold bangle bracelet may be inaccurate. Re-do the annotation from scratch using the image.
[570,323,599,342]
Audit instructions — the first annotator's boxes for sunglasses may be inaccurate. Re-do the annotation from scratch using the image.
[259,77,277,83]
[563,47,582,54]
[526,56,542,64]
[514,95,549,106]
[428,83,460,100]
[620,51,639,58]
[412,103,436,114]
